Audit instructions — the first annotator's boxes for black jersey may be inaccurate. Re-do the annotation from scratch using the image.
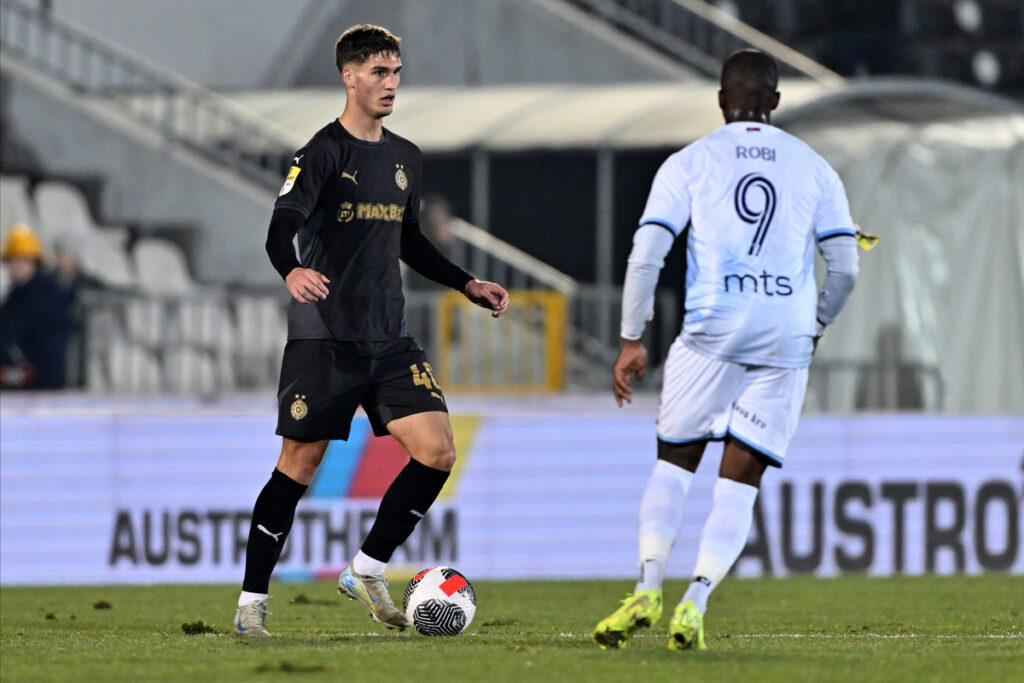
[275,120,424,341]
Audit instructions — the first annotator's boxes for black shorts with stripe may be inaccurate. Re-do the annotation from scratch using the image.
[276,337,447,441]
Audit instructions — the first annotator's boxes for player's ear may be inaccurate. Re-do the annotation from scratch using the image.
[771,91,780,111]
[718,90,726,111]
[341,64,355,90]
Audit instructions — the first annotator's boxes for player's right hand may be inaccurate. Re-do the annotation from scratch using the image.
[613,338,647,407]
[286,267,330,303]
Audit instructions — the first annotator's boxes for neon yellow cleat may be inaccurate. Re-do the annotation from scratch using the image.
[592,589,663,649]
[667,599,707,651]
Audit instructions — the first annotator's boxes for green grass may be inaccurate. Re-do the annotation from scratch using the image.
[2,576,1022,682]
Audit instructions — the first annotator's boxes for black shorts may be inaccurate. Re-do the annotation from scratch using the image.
[276,337,447,441]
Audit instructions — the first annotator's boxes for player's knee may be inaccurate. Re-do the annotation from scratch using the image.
[277,439,327,484]
[417,442,456,472]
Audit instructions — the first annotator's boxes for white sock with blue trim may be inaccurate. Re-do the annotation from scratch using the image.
[683,477,759,613]
[634,460,694,592]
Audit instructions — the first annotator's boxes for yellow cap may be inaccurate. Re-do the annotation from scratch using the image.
[1,223,45,261]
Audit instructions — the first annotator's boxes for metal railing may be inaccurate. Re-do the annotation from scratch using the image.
[448,218,577,295]
[74,286,943,409]
[565,0,845,85]
[0,0,294,187]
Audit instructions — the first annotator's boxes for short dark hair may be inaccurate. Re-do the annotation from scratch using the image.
[720,49,779,94]
[335,25,401,74]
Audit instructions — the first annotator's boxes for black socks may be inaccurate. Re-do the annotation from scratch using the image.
[241,469,308,593]
[360,458,450,562]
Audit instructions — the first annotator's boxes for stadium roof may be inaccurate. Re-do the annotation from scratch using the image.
[224,79,828,152]
[218,78,1020,153]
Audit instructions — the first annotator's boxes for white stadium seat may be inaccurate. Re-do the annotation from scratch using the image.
[123,298,164,348]
[0,176,41,244]
[234,295,286,385]
[34,180,128,245]
[163,346,219,395]
[133,237,195,296]
[76,240,137,289]
[89,338,162,394]
[177,299,236,350]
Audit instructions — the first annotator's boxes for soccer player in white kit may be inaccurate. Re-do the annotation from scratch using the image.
[593,50,859,651]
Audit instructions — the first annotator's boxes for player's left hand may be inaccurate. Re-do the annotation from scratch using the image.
[613,338,647,407]
[464,280,509,318]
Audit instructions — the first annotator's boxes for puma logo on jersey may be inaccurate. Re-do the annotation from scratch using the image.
[293,154,304,164]
[341,170,359,185]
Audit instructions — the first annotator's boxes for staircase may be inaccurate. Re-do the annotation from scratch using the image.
[0,0,294,187]
[561,0,844,85]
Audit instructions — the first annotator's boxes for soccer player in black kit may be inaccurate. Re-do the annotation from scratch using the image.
[234,25,509,636]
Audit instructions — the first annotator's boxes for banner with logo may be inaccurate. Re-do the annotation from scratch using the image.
[1,401,1021,584]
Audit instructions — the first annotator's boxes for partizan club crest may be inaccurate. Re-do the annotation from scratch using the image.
[395,164,408,190]
[290,394,308,420]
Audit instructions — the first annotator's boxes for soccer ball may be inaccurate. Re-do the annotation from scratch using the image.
[402,567,476,636]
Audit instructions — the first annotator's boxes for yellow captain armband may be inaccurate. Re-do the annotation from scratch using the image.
[855,230,879,251]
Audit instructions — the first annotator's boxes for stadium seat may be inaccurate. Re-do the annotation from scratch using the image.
[234,295,286,385]
[0,176,41,245]
[163,346,219,395]
[177,299,237,351]
[123,298,164,348]
[75,239,137,290]
[33,180,128,246]
[133,237,195,296]
[89,338,162,394]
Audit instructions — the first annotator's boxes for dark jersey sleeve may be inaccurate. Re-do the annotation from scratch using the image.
[397,144,472,290]
[400,221,473,291]
[274,139,334,218]
[265,207,304,280]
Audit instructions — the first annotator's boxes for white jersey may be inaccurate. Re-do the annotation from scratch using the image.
[640,122,855,368]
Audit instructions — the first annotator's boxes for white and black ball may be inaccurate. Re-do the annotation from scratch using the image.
[402,567,476,636]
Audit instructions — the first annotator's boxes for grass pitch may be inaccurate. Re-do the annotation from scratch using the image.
[2,575,1021,682]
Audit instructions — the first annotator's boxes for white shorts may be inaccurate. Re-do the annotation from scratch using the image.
[657,338,808,466]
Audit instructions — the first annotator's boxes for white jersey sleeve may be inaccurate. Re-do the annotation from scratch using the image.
[813,165,856,241]
[638,153,693,237]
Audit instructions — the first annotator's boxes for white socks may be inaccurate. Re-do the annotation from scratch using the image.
[238,590,268,607]
[683,477,759,613]
[635,460,694,592]
[353,550,388,577]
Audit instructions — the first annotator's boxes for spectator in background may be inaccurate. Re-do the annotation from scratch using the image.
[0,223,72,389]
[53,238,105,304]
[53,239,105,387]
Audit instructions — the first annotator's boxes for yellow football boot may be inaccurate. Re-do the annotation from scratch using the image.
[667,599,707,651]
[592,589,663,649]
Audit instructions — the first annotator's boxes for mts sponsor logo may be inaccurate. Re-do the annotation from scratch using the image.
[724,270,793,296]
[734,479,1021,575]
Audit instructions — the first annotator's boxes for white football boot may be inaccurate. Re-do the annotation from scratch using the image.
[338,564,410,630]
[233,597,272,636]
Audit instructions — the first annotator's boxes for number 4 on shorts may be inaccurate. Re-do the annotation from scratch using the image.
[410,362,441,390]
